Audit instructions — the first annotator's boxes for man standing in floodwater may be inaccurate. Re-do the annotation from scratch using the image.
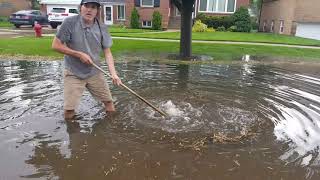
[52,0,122,119]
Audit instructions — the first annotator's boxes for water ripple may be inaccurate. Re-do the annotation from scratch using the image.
[1,60,320,179]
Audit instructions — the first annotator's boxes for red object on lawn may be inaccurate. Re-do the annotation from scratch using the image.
[34,22,42,37]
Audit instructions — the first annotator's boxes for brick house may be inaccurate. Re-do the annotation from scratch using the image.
[0,0,32,16]
[39,0,249,29]
[259,0,320,40]
[106,0,249,29]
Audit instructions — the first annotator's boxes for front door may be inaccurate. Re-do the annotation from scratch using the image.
[104,5,113,25]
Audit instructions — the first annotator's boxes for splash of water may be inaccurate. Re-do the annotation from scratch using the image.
[133,100,204,132]
[162,100,184,117]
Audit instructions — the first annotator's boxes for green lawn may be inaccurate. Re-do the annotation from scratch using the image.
[0,21,13,28]
[0,16,12,28]
[0,37,320,61]
[111,31,320,47]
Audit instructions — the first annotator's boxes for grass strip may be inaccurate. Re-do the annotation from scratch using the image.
[0,37,319,61]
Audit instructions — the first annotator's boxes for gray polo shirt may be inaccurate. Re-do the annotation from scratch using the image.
[56,15,112,79]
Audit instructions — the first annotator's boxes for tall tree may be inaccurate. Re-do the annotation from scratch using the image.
[28,0,40,10]
[171,0,195,59]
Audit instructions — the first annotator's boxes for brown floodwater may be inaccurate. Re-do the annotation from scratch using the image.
[1,60,320,180]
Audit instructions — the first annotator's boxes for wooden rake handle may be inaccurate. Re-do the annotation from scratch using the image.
[92,63,167,117]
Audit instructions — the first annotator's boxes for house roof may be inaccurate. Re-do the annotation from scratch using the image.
[39,0,81,5]
[39,0,125,5]
[100,0,125,3]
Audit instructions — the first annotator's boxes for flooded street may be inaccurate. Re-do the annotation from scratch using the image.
[1,60,320,179]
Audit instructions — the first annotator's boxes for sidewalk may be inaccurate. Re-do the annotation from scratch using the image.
[2,28,320,50]
[0,27,55,38]
[112,36,320,50]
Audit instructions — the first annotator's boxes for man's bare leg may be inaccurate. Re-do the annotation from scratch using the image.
[103,101,115,112]
[64,110,75,120]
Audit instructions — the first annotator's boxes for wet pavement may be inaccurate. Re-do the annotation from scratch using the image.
[0,60,320,179]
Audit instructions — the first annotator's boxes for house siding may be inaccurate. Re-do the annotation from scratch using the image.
[37,0,249,29]
[125,0,170,29]
[0,0,31,16]
[195,0,250,17]
[260,0,320,35]
[124,0,249,29]
[111,5,126,25]
[236,0,250,8]
[259,0,296,35]
[294,0,320,23]
[112,5,119,24]
[99,0,126,25]
[125,0,250,29]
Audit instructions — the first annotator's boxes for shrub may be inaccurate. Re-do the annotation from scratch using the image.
[251,18,259,30]
[152,11,162,30]
[219,16,234,29]
[207,27,215,32]
[217,26,226,31]
[196,14,234,29]
[0,16,8,22]
[130,8,140,29]
[192,20,207,32]
[227,25,237,32]
[113,23,126,29]
[195,13,207,22]
[232,6,251,32]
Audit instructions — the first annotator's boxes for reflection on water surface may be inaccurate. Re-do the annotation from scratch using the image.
[0,60,320,179]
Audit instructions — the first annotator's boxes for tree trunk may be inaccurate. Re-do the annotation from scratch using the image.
[180,0,194,59]
[28,0,40,9]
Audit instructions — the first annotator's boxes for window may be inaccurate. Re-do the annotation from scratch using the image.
[31,11,41,15]
[141,0,154,7]
[199,0,236,13]
[227,0,235,12]
[263,20,267,32]
[117,5,125,20]
[69,9,78,14]
[142,20,152,28]
[208,0,216,12]
[51,8,66,13]
[199,0,207,11]
[270,20,274,32]
[279,20,284,33]
[217,0,226,12]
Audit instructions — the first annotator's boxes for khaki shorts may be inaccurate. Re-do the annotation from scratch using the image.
[64,70,113,110]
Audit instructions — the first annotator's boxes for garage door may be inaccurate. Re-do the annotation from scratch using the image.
[296,23,320,40]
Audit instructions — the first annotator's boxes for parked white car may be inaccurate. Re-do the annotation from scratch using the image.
[48,7,78,29]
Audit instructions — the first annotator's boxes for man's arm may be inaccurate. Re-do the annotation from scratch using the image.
[52,37,93,65]
[104,48,122,86]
